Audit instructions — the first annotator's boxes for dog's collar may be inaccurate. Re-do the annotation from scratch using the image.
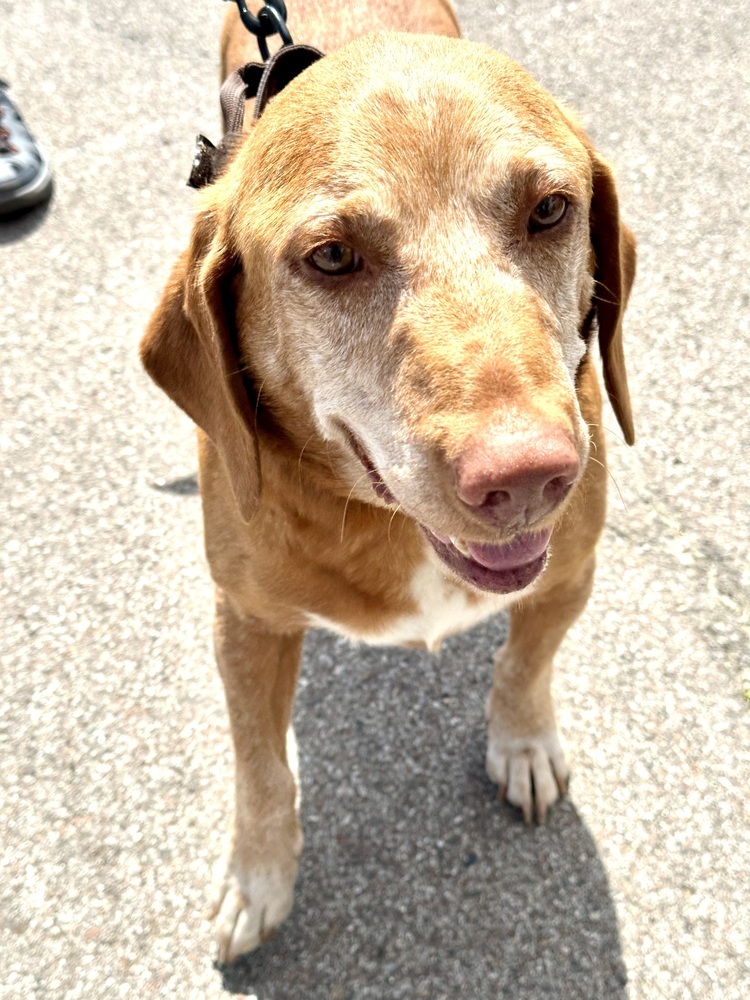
[188,43,325,189]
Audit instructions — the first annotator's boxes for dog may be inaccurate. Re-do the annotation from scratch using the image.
[141,0,635,963]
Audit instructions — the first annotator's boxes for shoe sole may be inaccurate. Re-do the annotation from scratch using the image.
[0,147,53,217]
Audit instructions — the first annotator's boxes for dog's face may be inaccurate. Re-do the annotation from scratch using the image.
[143,34,635,594]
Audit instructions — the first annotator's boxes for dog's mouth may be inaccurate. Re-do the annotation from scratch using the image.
[420,526,551,594]
[345,430,551,594]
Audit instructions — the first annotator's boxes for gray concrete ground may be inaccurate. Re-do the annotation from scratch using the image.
[2,1,748,997]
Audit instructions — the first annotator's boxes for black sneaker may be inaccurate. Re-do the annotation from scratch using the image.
[0,80,53,216]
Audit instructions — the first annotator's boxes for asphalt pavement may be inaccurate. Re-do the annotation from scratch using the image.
[2,1,748,998]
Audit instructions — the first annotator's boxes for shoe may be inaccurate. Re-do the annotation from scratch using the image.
[0,80,53,216]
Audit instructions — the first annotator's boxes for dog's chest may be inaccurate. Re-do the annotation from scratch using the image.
[307,554,518,652]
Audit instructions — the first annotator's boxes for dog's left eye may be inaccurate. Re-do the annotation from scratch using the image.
[529,194,568,231]
[308,242,360,275]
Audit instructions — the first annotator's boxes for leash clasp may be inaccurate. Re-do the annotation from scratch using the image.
[225,1,293,61]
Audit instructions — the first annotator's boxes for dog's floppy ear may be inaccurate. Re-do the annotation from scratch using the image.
[140,208,261,521]
[589,153,637,446]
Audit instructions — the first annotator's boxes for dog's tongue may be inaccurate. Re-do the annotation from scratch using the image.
[465,528,553,570]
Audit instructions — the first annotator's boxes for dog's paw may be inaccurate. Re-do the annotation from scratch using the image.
[485,729,569,825]
[211,863,297,963]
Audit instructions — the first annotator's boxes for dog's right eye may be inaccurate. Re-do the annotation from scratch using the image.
[529,194,568,231]
[308,242,359,275]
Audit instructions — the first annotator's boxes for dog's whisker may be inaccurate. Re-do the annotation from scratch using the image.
[253,376,268,427]
[588,454,626,509]
[340,471,371,543]
[593,278,619,306]
[592,294,618,309]
[387,503,403,544]
[297,434,316,490]
[587,421,629,447]
[593,276,617,294]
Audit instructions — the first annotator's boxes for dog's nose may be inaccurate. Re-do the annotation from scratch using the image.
[455,429,580,525]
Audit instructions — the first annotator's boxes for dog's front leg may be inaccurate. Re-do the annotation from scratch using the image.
[485,554,596,824]
[210,589,304,963]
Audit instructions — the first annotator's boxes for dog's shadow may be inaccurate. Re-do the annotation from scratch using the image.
[221,616,627,999]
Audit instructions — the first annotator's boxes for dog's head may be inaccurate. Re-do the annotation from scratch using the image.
[142,34,635,593]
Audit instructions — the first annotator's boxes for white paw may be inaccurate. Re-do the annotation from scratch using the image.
[486,730,569,825]
[211,863,297,963]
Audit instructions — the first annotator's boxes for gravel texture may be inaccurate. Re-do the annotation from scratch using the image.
[2,1,748,998]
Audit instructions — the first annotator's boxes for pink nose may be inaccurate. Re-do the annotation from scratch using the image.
[455,430,580,526]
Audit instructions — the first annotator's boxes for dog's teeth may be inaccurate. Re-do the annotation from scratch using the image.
[449,536,470,556]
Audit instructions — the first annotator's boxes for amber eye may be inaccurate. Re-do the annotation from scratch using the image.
[529,194,568,231]
[308,242,359,275]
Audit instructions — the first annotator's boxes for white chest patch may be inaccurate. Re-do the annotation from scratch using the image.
[307,552,532,652]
